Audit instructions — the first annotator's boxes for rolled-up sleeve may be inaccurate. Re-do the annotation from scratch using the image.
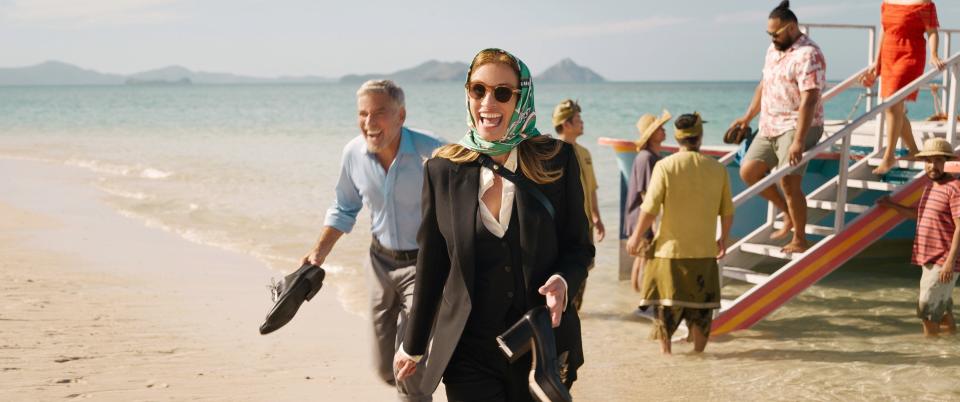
[323,152,362,233]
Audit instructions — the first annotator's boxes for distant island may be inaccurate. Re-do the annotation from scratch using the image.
[0,58,606,86]
[125,77,192,86]
[127,65,332,85]
[0,61,126,86]
[340,60,469,84]
[0,61,335,86]
[534,58,605,83]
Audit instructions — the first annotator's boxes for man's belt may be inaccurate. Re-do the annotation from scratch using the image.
[371,237,419,261]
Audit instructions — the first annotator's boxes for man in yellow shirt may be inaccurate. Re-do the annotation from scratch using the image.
[553,99,604,311]
[626,113,734,355]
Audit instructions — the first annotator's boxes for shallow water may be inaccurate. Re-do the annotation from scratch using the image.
[577,255,960,400]
[0,83,956,400]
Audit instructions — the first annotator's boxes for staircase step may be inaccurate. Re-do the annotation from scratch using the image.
[722,266,770,285]
[867,158,924,170]
[846,179,898,191]
[882,167,922,180]
[807,200,870,214]
[773,221,835,236]
[740,243,801,260]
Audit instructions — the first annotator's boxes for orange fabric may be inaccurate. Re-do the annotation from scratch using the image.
[879,2,939,102]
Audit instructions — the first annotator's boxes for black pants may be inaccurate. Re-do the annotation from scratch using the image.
[442,337,534,402]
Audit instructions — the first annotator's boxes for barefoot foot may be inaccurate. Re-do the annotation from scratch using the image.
[781,240,809,254]
[872,158,896,175]
[771,220,793,240]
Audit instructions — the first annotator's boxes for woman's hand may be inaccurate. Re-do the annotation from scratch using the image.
[859,64,877,88]
[394,351,417,381]
[594,218,606,242]
[538,276,567,328]
[931,55,945,71]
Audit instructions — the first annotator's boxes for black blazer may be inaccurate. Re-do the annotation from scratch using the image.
[404,140,594,391]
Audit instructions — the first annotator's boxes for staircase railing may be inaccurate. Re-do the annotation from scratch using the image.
[940,29,959,118]
[728,52,959,238]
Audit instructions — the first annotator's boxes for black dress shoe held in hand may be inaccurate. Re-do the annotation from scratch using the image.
[259,264,325,335]
[723,124,753,145]
[497,306,573,402]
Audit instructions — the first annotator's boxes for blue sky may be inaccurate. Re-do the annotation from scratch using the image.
[0,0,956,80]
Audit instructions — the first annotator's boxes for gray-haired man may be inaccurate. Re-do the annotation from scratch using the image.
[302,80,444,401]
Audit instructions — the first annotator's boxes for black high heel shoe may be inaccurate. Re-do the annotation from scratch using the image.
[497,306,573,402]
[259,264,325,335]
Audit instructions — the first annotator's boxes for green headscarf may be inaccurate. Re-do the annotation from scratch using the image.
[458,48,541,156]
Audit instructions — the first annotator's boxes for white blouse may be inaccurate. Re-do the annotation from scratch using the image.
[478,149,518,237]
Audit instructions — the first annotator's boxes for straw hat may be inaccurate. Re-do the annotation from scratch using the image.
[635,109,672,149]
[915,137,957,160]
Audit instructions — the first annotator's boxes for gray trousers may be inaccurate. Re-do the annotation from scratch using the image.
[369,242,431,402]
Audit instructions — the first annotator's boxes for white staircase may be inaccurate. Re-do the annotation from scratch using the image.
[711,29,960,335]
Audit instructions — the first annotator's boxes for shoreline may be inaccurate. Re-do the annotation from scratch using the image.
[0,158,406,401]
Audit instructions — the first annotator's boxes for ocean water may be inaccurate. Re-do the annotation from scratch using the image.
[0,82,956,400]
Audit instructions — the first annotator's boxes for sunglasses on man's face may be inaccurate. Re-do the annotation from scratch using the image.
[466,82,520,103]
[766,23,792,38]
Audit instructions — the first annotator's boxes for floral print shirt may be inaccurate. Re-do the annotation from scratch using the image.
[760,34,826,138]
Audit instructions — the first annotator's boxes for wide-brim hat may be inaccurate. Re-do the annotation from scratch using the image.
[635,109,672,149]
[915,137,957,160]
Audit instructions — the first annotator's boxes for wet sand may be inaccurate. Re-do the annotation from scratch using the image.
[0,158,415,401]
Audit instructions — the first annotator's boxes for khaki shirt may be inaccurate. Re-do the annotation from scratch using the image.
[641,151,734,259]
[573,143,598,234]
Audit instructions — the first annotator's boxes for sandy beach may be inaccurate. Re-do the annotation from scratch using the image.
[0,158,411,401]
[3,156,960,402]
[0,156,731,402]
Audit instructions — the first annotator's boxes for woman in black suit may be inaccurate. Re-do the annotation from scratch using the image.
[393,48,594,402]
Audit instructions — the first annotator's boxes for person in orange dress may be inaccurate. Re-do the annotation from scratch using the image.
[862,0,945,175]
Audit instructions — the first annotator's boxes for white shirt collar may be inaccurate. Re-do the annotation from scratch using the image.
[478,149,518,238]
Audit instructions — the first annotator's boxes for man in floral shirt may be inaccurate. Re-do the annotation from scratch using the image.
[731,0,826,253]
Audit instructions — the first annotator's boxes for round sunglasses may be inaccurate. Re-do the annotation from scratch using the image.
[465,82,520,103]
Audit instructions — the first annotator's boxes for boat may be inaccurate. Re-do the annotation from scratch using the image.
[600,23,960,336]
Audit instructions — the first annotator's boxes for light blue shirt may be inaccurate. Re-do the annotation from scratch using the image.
[324,127,445,251]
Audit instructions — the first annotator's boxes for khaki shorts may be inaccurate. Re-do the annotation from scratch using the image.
[918,263,958,321]
[744,126,824,175]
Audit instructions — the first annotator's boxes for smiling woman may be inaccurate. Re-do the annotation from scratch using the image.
[394,48,594,401]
